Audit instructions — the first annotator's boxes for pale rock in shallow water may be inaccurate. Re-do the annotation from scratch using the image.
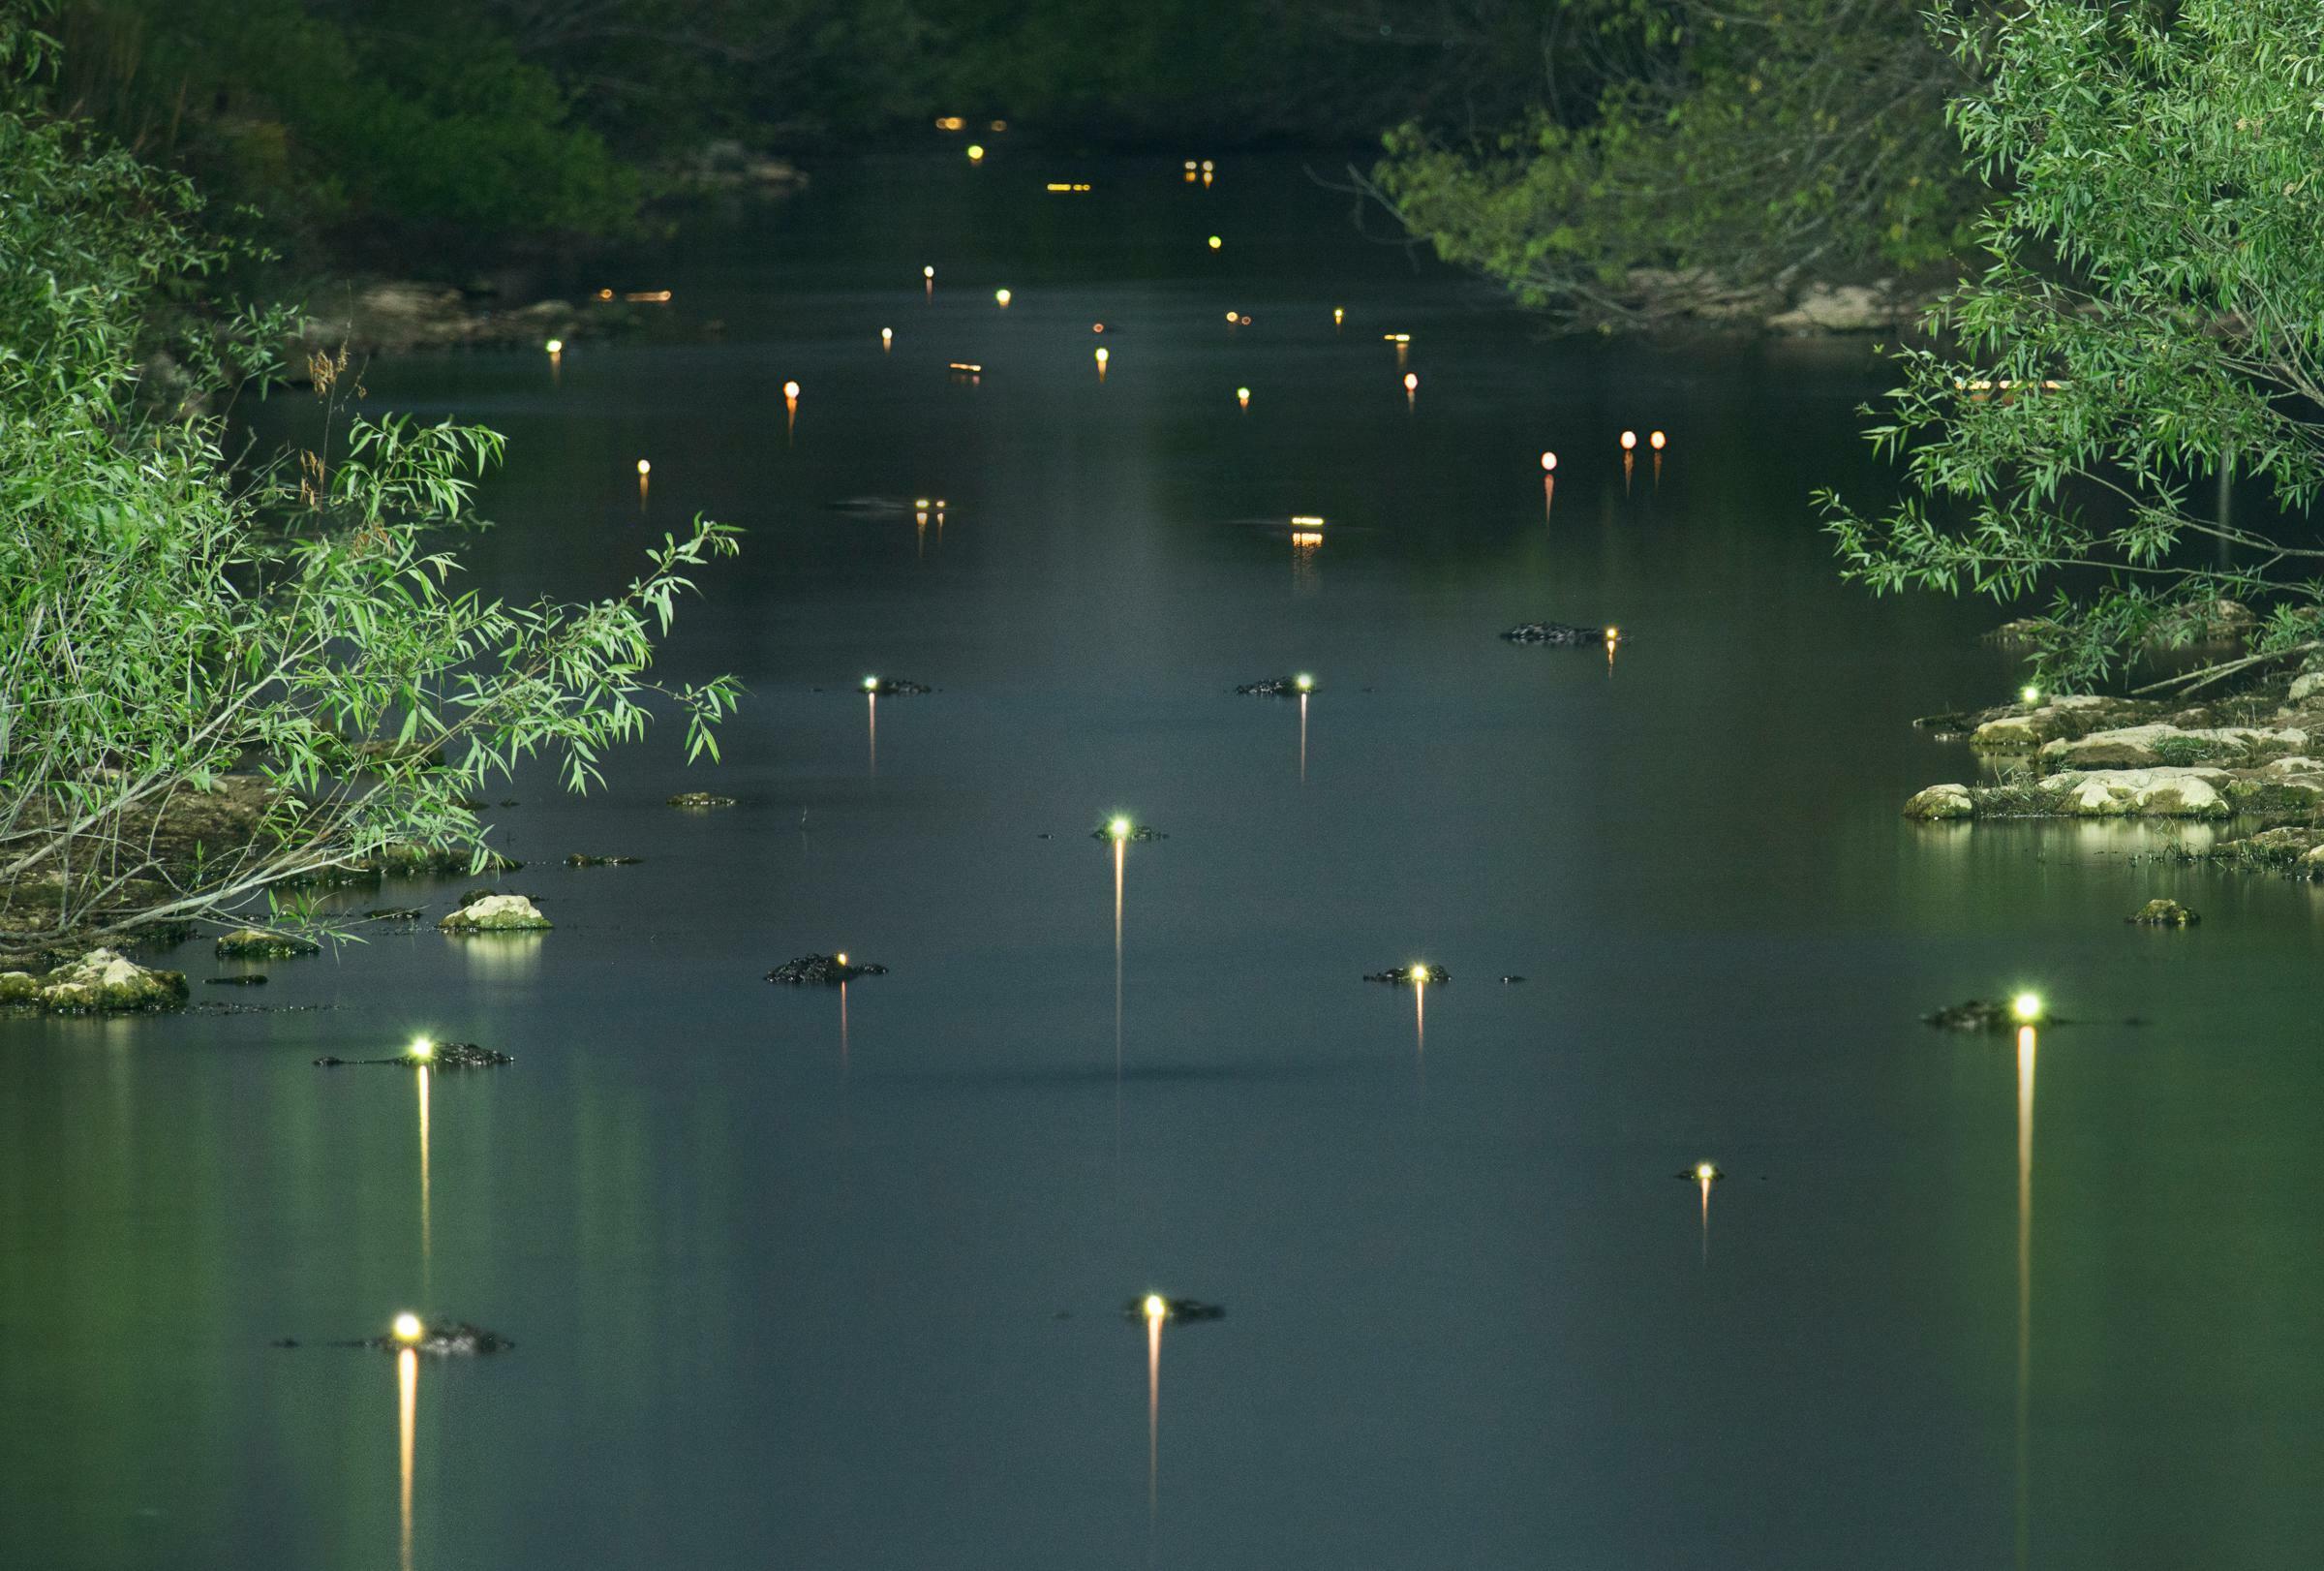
[26,948,189,1011]
[1763,282,1907,333]
[1903,784,1976,820]
[2037,767,2231,817]
[2038,724,2307,769]
[1971,694,2144,752]
[438,894,552,932]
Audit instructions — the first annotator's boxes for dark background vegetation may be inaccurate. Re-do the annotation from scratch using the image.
[44,0,1979,301]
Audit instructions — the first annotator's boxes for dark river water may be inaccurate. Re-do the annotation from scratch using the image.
[9,155,2324,1571]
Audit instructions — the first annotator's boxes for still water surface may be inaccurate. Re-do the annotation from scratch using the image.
[8,156,2324,1571]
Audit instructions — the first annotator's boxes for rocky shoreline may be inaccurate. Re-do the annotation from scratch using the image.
[1902,644,2324,877]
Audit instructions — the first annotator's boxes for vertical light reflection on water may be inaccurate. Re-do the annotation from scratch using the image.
[839,979,850,1077]
[2016,1023,2037,1571]
[1114,837,1126,1080]
[1698,1172,1712,1265]
[1291,528,1320,596]
[1145,1298,1164,1529]
[1298,692,1307,784]
[415,1066,432,1293]
[1413,974,1426,1062]
[866,693,876,779]
[397,1346,418,1571]
[458,933,542,981]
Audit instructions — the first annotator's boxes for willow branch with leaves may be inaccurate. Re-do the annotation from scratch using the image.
[0,4,740,947]
[1821,0,2324,695]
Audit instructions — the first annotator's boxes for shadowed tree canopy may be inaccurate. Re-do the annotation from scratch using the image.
[44,0,1667,262]
[1366,0,1996,328]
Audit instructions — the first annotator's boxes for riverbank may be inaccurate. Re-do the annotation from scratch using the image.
[1901,631,2324,872]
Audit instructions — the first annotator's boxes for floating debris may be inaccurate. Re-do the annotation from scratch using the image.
[439,894,551,932]
[1677,1163,1725,1182]
[857,677,933,696]
[2127,898,2200,926]
[1119,1297,1224,1324]
[1500,974,1526,984]
[1090,822,1166,843]
[1234,676,1317,697]
[204,974,269,987]
[668,791,737,809]
[765,953,889,986]
[314,1040,512,1070]
[356,1320,515,1356]
[317,845,519,882]
[1364,964,1448,986]
[564,853,643,868]
[364,908,425,922]
[214,928,320,959]
[1501,622,1607,646]
[1924,996,2050,1032]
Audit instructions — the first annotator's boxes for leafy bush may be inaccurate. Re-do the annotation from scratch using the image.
[1823,0,2324,695]
[0,7,737,946]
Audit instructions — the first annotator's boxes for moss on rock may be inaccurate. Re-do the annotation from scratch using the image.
[29,949,189,1012]
[438,894,552,932]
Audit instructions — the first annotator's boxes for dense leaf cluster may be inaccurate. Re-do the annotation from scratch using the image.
[0,10,740,944]
[1822,0,2324,693]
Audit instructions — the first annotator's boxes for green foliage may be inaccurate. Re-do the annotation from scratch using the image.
[1370,0,1987,326]
[1822,0,2324,693]
[0,16,739,943]
[55,0,638,246]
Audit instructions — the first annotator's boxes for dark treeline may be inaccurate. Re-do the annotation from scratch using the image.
[45,0,1590,257]
[41,0,2004,321]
